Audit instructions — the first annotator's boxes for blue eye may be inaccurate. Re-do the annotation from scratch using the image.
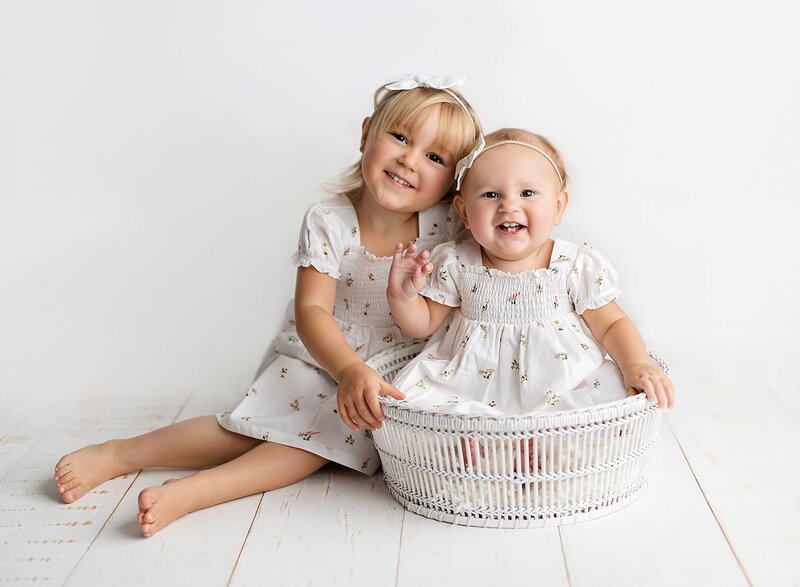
[482,192,499,199]
[521,189,536,198]
[427,153,444,165]
[391,132,409,144]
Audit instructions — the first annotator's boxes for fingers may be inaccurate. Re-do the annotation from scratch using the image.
[379,380,406,400]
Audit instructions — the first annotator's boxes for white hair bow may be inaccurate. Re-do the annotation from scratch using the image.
[454,134,486,191]
[384,74,466,91]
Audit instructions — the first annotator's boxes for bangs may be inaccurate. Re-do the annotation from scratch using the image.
[371,90,478,164]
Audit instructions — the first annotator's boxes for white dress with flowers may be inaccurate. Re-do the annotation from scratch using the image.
[217,195,464,474]
[389,238,629,416]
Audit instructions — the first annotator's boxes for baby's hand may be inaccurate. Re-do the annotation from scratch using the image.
[620,363,675,409]
[387,242,433,301]
[336,362,406,431]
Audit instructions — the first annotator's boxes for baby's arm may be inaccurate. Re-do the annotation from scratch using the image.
[294,267,405,432]
[582,301,675,408]
[387,242,453,338]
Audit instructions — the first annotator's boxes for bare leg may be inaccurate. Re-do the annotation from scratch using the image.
[54,416,261,503]
[137,442,328,536]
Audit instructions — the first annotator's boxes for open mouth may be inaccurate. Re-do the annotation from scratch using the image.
[496,222,527,234]
[385,171,414,189]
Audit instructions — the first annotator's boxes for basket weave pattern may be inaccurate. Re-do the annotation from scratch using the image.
[368,341,666,528]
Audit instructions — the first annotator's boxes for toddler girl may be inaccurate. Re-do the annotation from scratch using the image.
[387,128,675,420]
[54,76,481,536]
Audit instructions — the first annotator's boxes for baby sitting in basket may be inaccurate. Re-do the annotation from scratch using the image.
[386,128,675,466]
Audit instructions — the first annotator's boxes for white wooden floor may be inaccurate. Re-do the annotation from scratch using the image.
[2,335,798,586]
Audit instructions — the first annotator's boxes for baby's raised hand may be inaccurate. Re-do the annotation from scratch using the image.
[621,363,675,409]
[336,362,406,431]
[388,242,433,300]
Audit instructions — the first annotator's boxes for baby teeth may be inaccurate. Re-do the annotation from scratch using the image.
[388,172,411,187]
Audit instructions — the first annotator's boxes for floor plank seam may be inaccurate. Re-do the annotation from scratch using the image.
[393,506,406,587]
[665,417,755,587]
[226,491,267,587]
[62,469,145,585]
[557,527,572,587]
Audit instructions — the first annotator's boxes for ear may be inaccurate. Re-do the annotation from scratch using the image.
[553,189,569,225]
[359,117,371,153]
[453,194,470,229]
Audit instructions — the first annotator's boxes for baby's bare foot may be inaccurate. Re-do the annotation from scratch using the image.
[54,441,128,503]
[138,477,195,537]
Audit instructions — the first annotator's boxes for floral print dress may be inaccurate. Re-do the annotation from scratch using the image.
[389,238,630,416]
[217,195,464,474]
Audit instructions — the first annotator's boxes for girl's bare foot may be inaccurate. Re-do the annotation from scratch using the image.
[54,441,129,503]
[137,477,197,537]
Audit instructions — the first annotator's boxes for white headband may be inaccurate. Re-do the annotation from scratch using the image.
[380,74,471,118]
[454,135,564,191]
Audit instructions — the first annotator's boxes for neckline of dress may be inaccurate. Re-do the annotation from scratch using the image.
[465,238,567,277]
[347,197,439,260]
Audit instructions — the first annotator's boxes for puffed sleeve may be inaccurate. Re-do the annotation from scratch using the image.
[567,244,622,315]
[290,202,345,279]
[419,240,462,307]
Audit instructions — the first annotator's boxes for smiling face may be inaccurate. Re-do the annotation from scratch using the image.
[454,143,569,272]
[359,105,458,215]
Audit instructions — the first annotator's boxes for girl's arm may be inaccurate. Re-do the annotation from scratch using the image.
[387,243,453,338]
[582,301,675,408]
[294,267,404,432]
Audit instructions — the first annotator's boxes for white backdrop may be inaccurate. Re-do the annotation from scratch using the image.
[1,1,797,407]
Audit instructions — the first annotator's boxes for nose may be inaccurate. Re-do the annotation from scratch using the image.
[498,196,520,213]
[398,149,419,172]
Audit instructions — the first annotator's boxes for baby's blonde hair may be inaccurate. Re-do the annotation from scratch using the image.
[480,128,569,188]
[337,85,482,204]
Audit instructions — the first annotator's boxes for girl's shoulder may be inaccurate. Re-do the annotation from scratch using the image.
[301,195,359,239]
[428,238,482,269]
[550,239,616,267]
[417,201,467,245]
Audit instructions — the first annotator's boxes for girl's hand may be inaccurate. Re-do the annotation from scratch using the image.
[336,362,406,431]
[388,242,433,301]
[620,363,675,409]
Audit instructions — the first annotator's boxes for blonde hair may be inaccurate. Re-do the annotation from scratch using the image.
[336,85,482,204]
[479,128,569,188]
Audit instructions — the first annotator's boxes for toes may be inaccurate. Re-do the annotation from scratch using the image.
[140,522,157,537]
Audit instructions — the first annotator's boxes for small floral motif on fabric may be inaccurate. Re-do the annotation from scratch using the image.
[428,223,439,237]
[345,434,355,446]
[471,284,478,293]
[383,332,394,343]
[478,368,495,380]
[351,225,358,237]
[438,369,454,379]
[414,378,427,389]
[438,268,449,282]
[554,254,571,263]
[511,359,520,370]
[593,379,601,389]
[364,429,373,439]
[289,398,301,411]
[316,393,328,400]
[461,334,470,348]
[345,274,354,287]
[298,431,320,441]
[555,353,569,360]
[279,368,288,379]
[520,334,528,346]
[288,335,299,344]
[361,458,370,471]
[520,370,528,384]
[246,387,258,397]
[480,324,489,340]
[545,390,561,406]
[508,292,520,305]
[580,343,590,351]
[488,400,497,408]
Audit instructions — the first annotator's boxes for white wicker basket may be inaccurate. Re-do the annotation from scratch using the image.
[367,341,667,528]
